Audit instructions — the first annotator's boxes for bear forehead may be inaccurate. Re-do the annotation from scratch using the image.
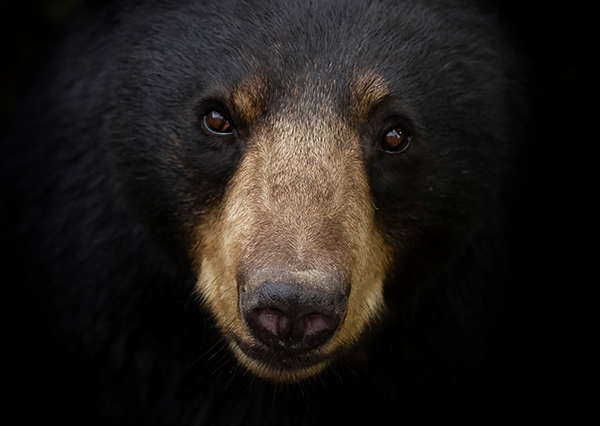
[131,0,504,132]
[229,70,391,126]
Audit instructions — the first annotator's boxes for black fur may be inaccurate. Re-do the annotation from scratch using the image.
[2,0,528,423]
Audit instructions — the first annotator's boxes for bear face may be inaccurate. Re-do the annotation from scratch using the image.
[98,0,519,383]
[1,0,522,398]
[102,2,511,381]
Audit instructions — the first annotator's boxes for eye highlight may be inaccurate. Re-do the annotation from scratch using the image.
[204,110,233,134]
[379,127,411,153]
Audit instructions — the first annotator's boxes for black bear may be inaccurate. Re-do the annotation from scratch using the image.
[2,0,526,423]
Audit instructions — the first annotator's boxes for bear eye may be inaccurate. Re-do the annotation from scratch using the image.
[379,127,411,153]
[204,110,233,134]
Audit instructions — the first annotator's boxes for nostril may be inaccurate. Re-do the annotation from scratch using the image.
[246,307,293,349]
[304,313,338,337]
[256,308,288,336]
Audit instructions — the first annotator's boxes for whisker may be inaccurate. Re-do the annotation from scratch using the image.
[187,338,223,370]
[213,349,236,376]
[225,364,241,390]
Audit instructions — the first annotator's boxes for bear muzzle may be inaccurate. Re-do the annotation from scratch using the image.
[192,96,392,382]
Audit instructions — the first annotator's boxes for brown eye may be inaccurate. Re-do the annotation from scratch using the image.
[380,127,411,153]
[204,110,233,134]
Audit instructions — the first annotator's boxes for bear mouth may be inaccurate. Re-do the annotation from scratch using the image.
[230,337,334,382]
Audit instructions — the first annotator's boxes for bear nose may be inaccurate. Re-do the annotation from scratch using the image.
[242,280,347,351]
